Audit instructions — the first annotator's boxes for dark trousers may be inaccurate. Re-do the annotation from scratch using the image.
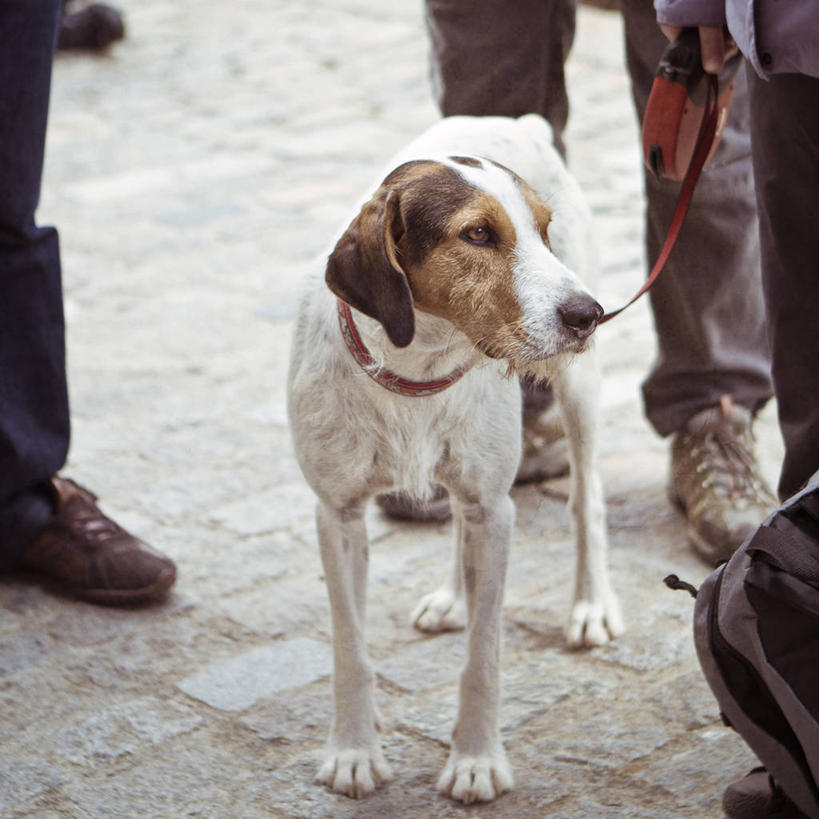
[747,68,819,499]
[0,0,70,569]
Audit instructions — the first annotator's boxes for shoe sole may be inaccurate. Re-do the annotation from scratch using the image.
[73,566,177,606]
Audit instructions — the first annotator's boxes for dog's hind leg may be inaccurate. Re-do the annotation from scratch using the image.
[552,353,624,647]
[437,493,514,804]
[314,500,392,798]
[410,498,467,632]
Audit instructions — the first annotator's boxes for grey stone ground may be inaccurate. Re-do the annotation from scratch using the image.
[1,1,784,816]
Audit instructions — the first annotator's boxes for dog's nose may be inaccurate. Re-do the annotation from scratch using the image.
[558,294,604,339]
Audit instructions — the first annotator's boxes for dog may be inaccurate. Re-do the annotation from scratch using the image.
[287,114,623,804]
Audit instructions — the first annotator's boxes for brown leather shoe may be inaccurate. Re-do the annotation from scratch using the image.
[57,3,125,51]
[19,477,176,605]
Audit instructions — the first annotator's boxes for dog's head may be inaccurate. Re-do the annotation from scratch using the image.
[326,156,602,374]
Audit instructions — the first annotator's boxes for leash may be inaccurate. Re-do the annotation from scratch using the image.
[599,73,720,325]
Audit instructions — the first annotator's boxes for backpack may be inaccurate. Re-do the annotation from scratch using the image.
[691,469,819,818]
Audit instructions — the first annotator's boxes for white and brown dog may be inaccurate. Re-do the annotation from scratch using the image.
[287,114,623,804]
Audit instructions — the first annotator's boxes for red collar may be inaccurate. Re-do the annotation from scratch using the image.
[337,299,470,397]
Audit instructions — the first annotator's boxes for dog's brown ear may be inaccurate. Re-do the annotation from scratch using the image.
[325,187,415,348]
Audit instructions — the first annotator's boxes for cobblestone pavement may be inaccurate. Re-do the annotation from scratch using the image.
[1,1,784,817]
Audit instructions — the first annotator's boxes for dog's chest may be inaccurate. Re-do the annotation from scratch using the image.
[368,397,460,498]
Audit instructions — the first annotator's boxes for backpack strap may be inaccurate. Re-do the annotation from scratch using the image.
[800,493,819,523]
[747,525,819,585]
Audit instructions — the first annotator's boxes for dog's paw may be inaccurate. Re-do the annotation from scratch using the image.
[437,749,513,804]
[410,586,466,632]
[566,593,624,648]
[315,747,392,799]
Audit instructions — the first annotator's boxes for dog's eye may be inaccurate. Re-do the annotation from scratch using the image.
[463,225,493,245]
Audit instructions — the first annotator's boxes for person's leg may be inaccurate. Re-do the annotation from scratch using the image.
[426,0,575,482]
[619,0,772,430]
[0,0,176,603]
[619,0,776,563]
[425,0,577,157]
[747,68,819,500]
[0,0,70,570]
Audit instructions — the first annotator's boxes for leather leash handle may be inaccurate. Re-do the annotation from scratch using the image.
[599,74,720,325]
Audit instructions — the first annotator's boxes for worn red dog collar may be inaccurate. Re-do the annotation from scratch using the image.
[337,299,470,397]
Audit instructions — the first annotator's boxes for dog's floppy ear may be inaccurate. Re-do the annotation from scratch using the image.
[325,187,415,348]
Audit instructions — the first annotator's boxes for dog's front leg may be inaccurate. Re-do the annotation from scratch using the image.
[553,356,624,647]
[315,500,392,798]
[438,494,514,804]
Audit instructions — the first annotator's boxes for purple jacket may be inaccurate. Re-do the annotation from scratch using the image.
[654,0,819,79]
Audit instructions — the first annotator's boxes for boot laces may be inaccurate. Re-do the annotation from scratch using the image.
[685,425,771,506]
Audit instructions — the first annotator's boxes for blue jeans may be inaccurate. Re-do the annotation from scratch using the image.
[0,0,70,568]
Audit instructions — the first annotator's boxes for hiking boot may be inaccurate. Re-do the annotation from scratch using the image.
[376,406,569,522]
[669,395,778,565]
[516,402,570,484]
[723,767,808,818]
[20,477,176,605]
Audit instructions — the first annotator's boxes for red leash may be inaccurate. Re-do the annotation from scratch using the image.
[599,74,720,325]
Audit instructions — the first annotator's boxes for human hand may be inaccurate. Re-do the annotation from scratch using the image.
[659,24,738,74]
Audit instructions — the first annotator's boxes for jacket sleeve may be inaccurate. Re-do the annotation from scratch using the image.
[733,0,819,79]
[654,0,726,27]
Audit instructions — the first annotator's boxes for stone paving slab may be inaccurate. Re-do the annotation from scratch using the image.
[178,639,333,712]
[0,0,782,816]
